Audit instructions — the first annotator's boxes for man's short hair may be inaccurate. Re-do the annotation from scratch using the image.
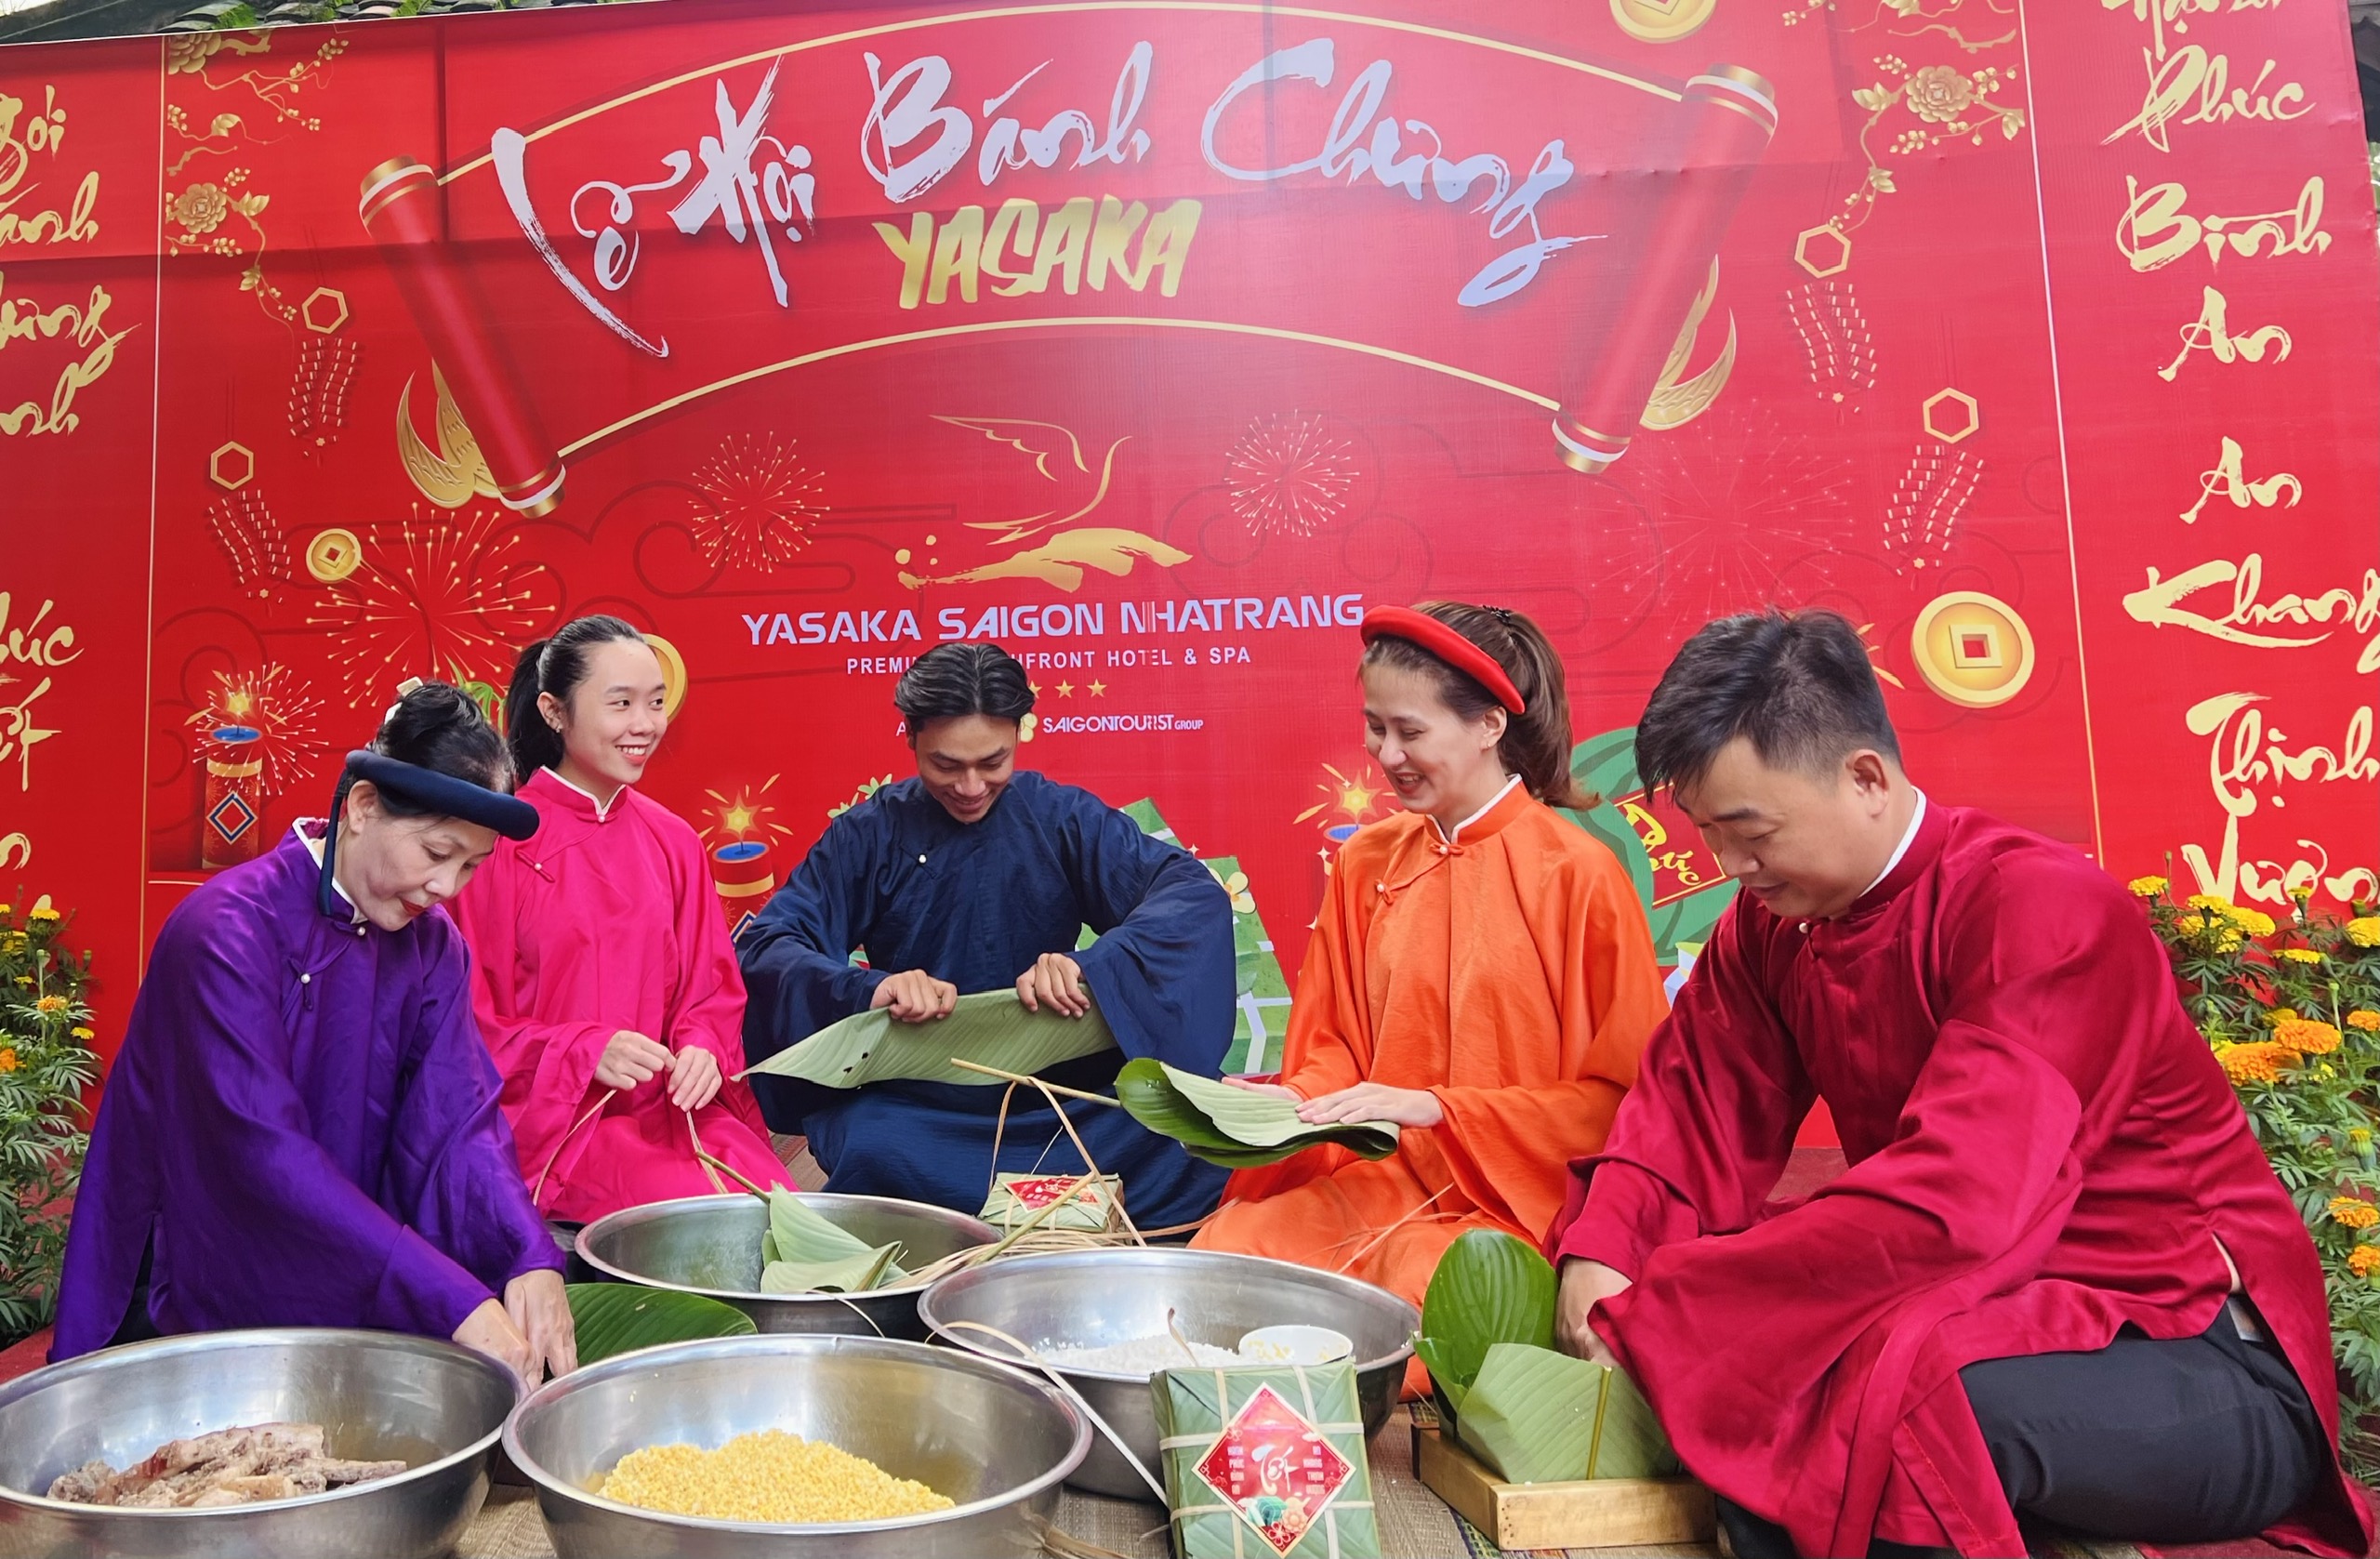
[893,642,1036,733]
[1635,608,1902,796]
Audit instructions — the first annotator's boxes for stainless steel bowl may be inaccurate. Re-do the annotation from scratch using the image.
[919,1247,1418,1500]
[575,1192,997,1339]
[504,1332,1088,1557]
[0,1328,517,1559]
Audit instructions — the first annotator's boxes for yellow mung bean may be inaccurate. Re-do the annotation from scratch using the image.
[598,1430,953,1524]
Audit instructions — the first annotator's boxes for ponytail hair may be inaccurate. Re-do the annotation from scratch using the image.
[1360,601,1593,809]
[505,614,648,777]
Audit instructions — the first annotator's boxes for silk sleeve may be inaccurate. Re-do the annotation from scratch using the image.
[1550,896,1811,1277]
[1061,790,1236,1075]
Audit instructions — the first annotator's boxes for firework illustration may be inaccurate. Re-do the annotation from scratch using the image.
[186,662,328,799]
[701,775,802,843]
[207,488,292,597]
[1225,410,1359,539]
[1585,413,1857,628]
[288,336,360,452]
[307,508,561,708]
[1783,281,1877,405]
[689,433,826,571]
[823,773,894,822]
[1293,760,1391,841]
[1884,444,1983,573]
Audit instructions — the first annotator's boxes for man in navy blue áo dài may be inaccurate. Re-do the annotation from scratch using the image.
[737,642,1235,1228]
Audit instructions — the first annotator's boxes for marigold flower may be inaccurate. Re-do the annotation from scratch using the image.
[2128,876,2168,898]
[2188,893,2233,913]
[2276,1018,2344,1055]
[2355,1128,2374,1148]
[2330,1197,2380,1229]
[2351,1011,2380,1034]
[2350,918,2380,949]
[2215,1041,2294,1085]
[2281,948,2325,965]
[2353,1246,2380,1278]
[27,906,58,922]
[2230,907,2278,938]
[32,995,66,1015]
[0,1048,15,1074]
[69,1025,93,1041]
[2268,1007,2300,1024]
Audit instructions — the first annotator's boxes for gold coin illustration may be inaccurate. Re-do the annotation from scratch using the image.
[644,631,689,720]
[304,527,364,584]
[1612,0,1716,42]
[1911,592,2035,709]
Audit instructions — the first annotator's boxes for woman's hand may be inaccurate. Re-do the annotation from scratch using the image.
[870,970,958,1024]
[1014,953,1091,1017]
[668,1045,724,1111]
[1554,1259,1632,1367]
[1294,1081,1445,1129]
[594,1030,670,1091]
[506,1268,577,1381]
[1222,1077,1301,1101]
[453,1298,535,1383]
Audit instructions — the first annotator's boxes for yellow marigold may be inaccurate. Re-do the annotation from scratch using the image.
[2355,1128,2374,1148]
[2188,893,2233,913]
[2331,1197,2380,1229]
[0,904,14,917]
[2281,948,2325,965]
[2276,1018,2344,1055]
[2215,1041,2294,1084]
[32,995,65,1015]
[2128,876,2168,898]
[2353,1246,2380,1278]
[0,1048,15,1074]
[26,907,58,922]
[2351,1011,2380,1033]
[2268,1007,2300,1024]
[2229,907,2278,938]
[2350,918,2380,949]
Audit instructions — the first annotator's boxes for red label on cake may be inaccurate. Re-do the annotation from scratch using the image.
[1192,1383,1353,1556]
[1006,1175,1089,1209]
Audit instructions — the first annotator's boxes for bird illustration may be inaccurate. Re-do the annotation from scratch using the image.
[932,415,1130,546]
[899,527,1190,593]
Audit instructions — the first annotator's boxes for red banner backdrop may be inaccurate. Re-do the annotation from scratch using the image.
[5,0,2376,1098]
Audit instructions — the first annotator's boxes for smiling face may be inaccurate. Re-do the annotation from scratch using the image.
[336,784,501,931]
[1673,735,1909,921]
[540,638,668,797]
[911,713,1017,825]
[1361,662,1510,826]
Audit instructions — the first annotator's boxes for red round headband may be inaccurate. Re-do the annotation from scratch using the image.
[1359,605,1527,714]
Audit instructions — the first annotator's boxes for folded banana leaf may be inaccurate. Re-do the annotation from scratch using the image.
[566,1283,755,1367]
[980,1171,1122,1232]
[1415,1229,1557,1417]
[758,1190,909,1291]
[1454,1341,1678,1484]
[740,989,1116,1090]
[1115,1058,1400,1168]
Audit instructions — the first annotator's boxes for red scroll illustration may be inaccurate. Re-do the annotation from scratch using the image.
[1552,66,1777,473]
[358,158,568,516]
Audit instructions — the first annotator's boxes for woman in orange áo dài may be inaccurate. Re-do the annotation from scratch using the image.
[1193,603,1666,1380]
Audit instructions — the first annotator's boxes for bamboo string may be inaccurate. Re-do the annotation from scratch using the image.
[686,1109,728,1195]
[944,1318,1170,1504]
[950,1057,1123,1104]
[531,1087,619,1204]
[1331,1187,1454,1275]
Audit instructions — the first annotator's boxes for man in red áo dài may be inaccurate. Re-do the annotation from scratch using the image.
[1551,609,2371,1559]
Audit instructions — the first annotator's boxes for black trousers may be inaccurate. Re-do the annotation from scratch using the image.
[1717,1302,2329,1559]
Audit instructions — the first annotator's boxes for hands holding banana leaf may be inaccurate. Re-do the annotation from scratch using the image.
[1225,1075,1446,1130]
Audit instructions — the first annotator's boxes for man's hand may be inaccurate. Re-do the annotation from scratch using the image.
[1294,1081,1445,1129]
[668,1046,724,1111]
[870,969,958,1023]
[1015,952,1091,1017]
[594,1030,670,1091]
[505,1268,577,1381]
[1555,1259,1633,1366]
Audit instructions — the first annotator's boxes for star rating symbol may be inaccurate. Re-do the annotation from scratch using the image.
[1028,680,1043,695]
[1089,680,1108,697]
[1057,680,1075,697]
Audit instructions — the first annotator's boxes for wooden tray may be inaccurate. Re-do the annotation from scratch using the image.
[1411,1421,1715,1551]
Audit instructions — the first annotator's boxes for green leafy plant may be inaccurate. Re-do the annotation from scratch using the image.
[1114,1058,1399,1168]
[0,898,99,1346]
[565,1283,755,1367]
[2133,876,2380,1478]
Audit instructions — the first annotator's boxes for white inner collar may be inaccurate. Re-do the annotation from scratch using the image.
[547,766,621,821]
[1862,790,1928,899]
[298,822,366,924]
[1431,773,1523,847]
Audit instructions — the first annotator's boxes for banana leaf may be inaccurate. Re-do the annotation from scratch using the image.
[763,1190,909,1288]
[760,1244,900,1294]
[1114,1058,1400,1168]
[566,1283,756,1366]
[740,989,1115,1089]
[1414,1229,1557,1417]
[1454,1342,1677,1484]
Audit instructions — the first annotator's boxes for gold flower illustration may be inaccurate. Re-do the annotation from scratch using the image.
[170,183,231,235]
[1903,66,1976,124]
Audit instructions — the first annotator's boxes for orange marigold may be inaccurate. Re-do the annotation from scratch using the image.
[2352,1246,2380,1278]
[2350,1011,2380,1033]
[2275,1018,2344,1055]
[31,995,66,1015]
[2330,1197,2380,1230]
[2215,1042,2295,1084]
[0,1048,15,1074]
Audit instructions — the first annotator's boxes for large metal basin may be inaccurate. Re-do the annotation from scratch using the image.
[0,1328,517,1558]
[575,1192,996,1340]
[505,1332,1087,1557]
[919,1247,1417,1500]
